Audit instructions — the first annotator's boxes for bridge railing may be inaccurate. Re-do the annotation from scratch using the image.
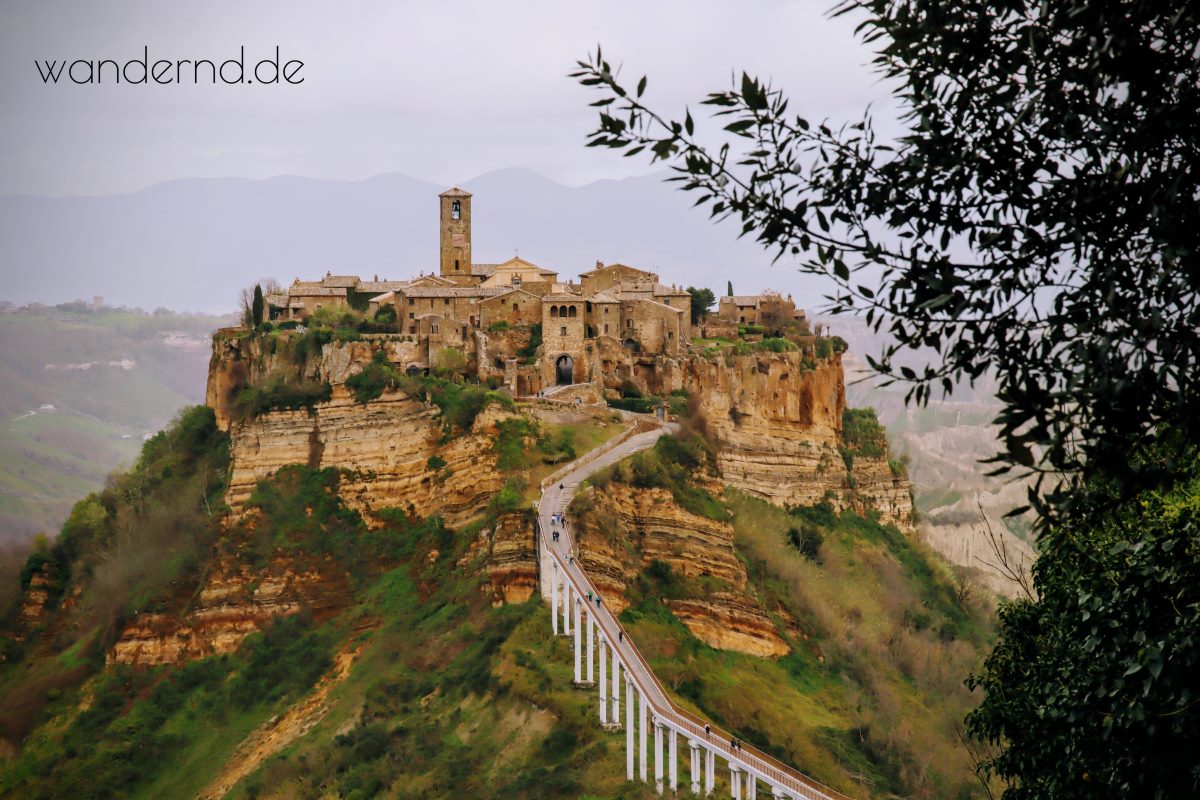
[539,439,853,800]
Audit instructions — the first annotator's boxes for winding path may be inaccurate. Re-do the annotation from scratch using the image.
[536,419,852,799]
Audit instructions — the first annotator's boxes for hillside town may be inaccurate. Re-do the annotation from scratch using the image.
[264,188,807,394]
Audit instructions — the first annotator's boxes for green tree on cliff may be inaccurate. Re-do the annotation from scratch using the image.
[573,1,1200,794]
[252,284,265,327]
[726,280,732,297]
[686,286,715,325]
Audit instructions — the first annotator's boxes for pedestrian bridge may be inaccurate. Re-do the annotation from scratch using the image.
[536,423,853,800]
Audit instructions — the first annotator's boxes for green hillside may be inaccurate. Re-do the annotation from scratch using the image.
[0,305,229,541]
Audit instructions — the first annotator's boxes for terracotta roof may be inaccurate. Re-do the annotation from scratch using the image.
[652,284,691,297]
[722,295,770,305]
[638,298,686,314]
[471,263,499,276]
[481,288,540,303]
[290,286,348,297]
[587,291,620,303]
[579,262,656,278]
[542,292,585,302]
[439,187,472,197]
[357,280,409,293]
[265,294,288,307]
[367,291,395,303]
[400,286,507,298]
[321,274,361,288]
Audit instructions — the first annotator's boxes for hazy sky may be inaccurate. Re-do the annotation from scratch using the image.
[0,0,893,197]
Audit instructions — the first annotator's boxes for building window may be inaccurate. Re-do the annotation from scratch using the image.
[409,313,414,320]
[512,275,522,286]
[627,319,633,328]
[586,302,592,312]
[444,298,450,305]
[512,303,519,312]
[408,298,415,305]
[551,306,559,318]
[560,326,567,336]
[568,305,577,318]
[409,326,416,334]
[664,299,670,306]
[432,324,439,334]
[668,332,673,340]
[604,324,609,334]
[451,200,461,220]
[604,307,609,315]
[454,259,460,271]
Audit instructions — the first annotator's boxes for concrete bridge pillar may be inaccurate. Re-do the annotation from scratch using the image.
[587,611,595,683]
[599,637,609,724]
[745,771,757,799]
[625,676,635,780]
[654,720,665,795]
[668,727,678,793]
[551,561,559,636]
[730,765,743,799]
[689,740,702,795]
[611,647,621,720]
[573,599,582,683]
[639,691,648,781]
[563,580,572,635]
[705,748,716,796]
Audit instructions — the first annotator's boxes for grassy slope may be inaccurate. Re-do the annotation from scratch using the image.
[581,435,995,800]
[0,307,228,540]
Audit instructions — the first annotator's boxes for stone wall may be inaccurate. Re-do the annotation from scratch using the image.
[225,388,512,526]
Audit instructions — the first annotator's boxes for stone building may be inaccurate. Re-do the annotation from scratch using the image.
[480,288,542,329]
[269,186,802,395]
[718,292,805,327]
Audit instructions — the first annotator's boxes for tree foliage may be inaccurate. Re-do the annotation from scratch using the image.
[686,285,716,324]
[966,439,1200,798]
[572,1,1200,523]
[252,284,264,327]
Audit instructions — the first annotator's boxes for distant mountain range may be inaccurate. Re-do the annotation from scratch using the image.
[0,168,829,314]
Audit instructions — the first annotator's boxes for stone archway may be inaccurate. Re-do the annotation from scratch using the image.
[555,354,574,385]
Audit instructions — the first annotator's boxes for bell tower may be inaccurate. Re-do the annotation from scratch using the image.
[439,188,472,281]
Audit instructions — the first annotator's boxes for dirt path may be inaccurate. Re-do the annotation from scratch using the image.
[196,640,365,800]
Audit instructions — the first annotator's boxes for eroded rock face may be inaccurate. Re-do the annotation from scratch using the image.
[664,596,789,658]
[686,352,849,510]
[574,483,788,658]
[226,388,510,527]
[483,512,539,606]
[849,454,915,529]
[108,549,350,667]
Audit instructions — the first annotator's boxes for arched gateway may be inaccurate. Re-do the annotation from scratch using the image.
[555,354,574,385]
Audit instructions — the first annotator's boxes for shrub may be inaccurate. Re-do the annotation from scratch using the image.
[841,407,888,459]
[374,304,397,324]
[346,350,401,403]
[516,323,542,363]
[487,320,509,332]
[235,377,332,419]
[787,524,824,563]
[756,337,798,352]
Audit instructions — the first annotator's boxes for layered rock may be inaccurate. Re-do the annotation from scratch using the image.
[848,455,914,529]
[483,512,539,606]
[108,549,350,667]
[685,352,850,510]
[574,483,788,657]
[226,387,510,527]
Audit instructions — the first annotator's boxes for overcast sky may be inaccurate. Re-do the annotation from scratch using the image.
[0,0,893,197]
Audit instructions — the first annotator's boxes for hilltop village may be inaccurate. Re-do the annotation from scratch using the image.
[263,188,807,395]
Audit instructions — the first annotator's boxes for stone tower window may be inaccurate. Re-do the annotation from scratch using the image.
[451,200,461,220]
[455,259,460,271]
[551,306,559,318]
[560,326,567,336]
[568,305,577,318]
